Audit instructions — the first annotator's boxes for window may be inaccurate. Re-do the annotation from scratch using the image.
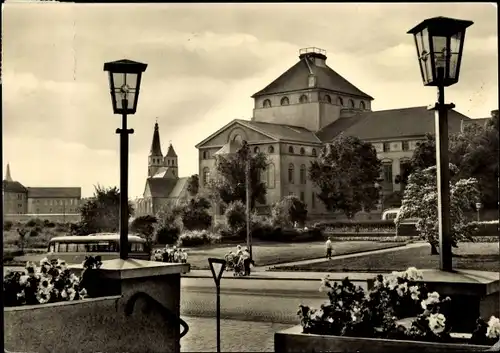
[202,151,209,159]
[263,99,272,108]
[49,244,55,253]
[336,97,344,106]
[324,94,332,103]
[254,146,260,153]
[288,146,294,154]
[312,192,316,209]
[232,134,243,143]
[311,148,317,157]
[132,243,144,252]
[349,99,355,108]
[300,147,305,155]
[300,192,305,203]
[300,164,307,184]
[268,146,274,153]
[360,101,366,110]
[383,163,393,183]
[288,164,295,184]
[280,97,290,106]
[299,94,308,103]
[383,142,391,152]
[402,141,409,151]
[67,243,78,252]
[267,163,275,189]
[202,167,210,186]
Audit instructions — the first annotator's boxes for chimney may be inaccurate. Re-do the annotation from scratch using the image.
[299,47,327,67]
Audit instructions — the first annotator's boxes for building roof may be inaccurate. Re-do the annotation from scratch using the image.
[165,143,177,157]
[2,180,27,193]
[149,122,163,156]
[27,187,81,198]
[252,53,373,100]
[144,178,178,198]
[317,106,471,141]
[240,120,323,144]
[168,177,189,198]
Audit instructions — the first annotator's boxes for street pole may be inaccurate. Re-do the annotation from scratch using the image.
[434,68,453,272]
[216,282,221,353]
[245,154,252,260]
[116,98,134,260]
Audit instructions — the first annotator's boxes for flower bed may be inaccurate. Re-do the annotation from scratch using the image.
[3,256,101,307]
[297,267,498,347]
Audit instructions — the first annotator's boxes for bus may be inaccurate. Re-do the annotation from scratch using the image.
[382,208,418,224]
[46,233,150,263]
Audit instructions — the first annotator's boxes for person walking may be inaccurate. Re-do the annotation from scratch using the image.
[242,248,251,276]
[325,237,333,260]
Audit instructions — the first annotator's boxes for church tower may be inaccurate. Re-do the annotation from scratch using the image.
[148,121,163,177]
[4,163,13,181]
[164,143,178,178]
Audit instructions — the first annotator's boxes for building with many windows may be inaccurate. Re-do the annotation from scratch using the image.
[2,163,82,216]
[195,47,472,217]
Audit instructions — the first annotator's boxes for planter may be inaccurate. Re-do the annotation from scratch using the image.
[275,325,491,353]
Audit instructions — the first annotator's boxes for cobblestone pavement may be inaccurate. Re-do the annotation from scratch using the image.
[181,316,291,352]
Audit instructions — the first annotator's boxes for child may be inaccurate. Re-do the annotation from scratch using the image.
[325,237,333,260]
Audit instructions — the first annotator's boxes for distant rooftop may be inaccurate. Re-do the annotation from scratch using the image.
[299,47,327,57]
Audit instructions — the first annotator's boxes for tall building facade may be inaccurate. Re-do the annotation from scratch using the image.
[195,47,472,217]
[134,122,190,217]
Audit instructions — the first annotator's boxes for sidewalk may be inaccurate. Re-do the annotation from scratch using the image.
[183,242,427,281]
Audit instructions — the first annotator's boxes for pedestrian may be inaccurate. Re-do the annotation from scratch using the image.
[181,249,188,263]
[242,248,251,276]
[325,237,333,260]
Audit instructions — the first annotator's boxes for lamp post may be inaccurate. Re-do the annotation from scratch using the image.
[475,202,482,222]
[208,258,227,353]
[408,17,473,272]
[103,59,148,260]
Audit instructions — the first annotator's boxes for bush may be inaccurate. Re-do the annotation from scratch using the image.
[271,196,308,227]
[177,230,221,247]
[225,201,247,232]
[155,225,180,245]
[43,220,56,228]
[29,229,39,237]
[252,223,324,243]
[469,221,499,237]
[25,219,40,227]
[4,220,13,231]
[179,196,213,230]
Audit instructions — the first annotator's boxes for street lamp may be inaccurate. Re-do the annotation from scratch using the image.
[103,59,148,260]
[408,17,473,272]
[475,202,482,222]
[214,140,253,260]
[208,257,227,353]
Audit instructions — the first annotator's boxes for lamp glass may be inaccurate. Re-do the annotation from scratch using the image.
[110,72,139,111]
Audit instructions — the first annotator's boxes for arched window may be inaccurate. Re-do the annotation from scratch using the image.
[349,99,355,108]
[300,164,307,184]
[324,94,332,103]
[267,163,276,189]
[288,164,295,184]
[360,101,366,110]
[232,134,243,143]
[202,167,210,187]
[288,146,294,154]
[280,97,290,106]
[311,148,317,157]
[300,147,305,155]
[263,99,272,108]
[254,146,260,153]
[268,146,274,153]
[336,97,344,106]
[299,94,308,103]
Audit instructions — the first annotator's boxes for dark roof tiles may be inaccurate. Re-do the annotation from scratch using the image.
[2,180,27,193]
[27,187,81,198]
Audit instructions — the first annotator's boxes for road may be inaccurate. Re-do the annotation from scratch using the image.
[179,277,370,352]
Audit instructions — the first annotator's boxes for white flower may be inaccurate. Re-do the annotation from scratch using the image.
[310,309,323,321]
[327,317,334,323]
[19,275,29,286]
[61,289,68,299]
[40,257,50,266]
[56,259,67,270]
[396,282,408,297]
[67,287,76,300]
[36,289,51,304]
[405,267,423,281]
[428,313,446,334]
[350,306,361,322]
[409,286,420,301]
[421,291,440,310]
[487,316,500,339]
[79,288,88,299]
[17,290,25,300]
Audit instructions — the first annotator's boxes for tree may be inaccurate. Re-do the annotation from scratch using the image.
[186,174,199,197]
[178,196,212,230]
[208,148,268,209]
[154,206,182,245]
[131,215,158,252]
[271,195,308,228]
[77,185,134,235]
[309,134,382,219]
[396,164,480,254]
[224,201,247,233]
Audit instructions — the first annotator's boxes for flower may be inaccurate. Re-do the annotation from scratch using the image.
[404,267,423,281]
[421,292,440,310]
[350,306,361,322]
[319,277,333,293]
[40,257,50,266]
[310,308,323,321]
[428,313,446,334]
[79,288,88,299]
[19,275,29,286]
[66,287,77,300]
[409,286,420,301]
[36,289,51,304]
[486,316,500,339]
[396,283,408,297]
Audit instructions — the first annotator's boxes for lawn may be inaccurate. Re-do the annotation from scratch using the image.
[185,241,407,270]
[270,242,499,273]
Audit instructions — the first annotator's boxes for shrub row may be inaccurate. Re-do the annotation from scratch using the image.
[469,221,499,237]
[252,225,324,243]
[176,230,221,247]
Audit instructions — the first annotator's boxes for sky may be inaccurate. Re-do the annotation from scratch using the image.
[2,2,498,198]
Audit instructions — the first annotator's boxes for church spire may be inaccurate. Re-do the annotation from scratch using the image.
[149,120,163,156]
[5,163,13,181]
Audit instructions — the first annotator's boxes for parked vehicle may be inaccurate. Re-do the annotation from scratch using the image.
[382,208,418,225]
[46,233,150,264]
